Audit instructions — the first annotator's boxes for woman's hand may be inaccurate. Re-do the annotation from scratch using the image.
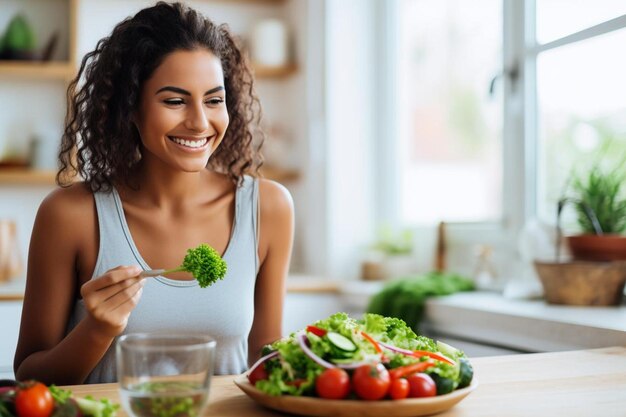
[80,265,145,338]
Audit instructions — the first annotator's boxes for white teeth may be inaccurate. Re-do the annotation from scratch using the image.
[170,137,208,148]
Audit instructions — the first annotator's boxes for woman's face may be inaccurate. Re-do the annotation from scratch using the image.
[135,48,229,172]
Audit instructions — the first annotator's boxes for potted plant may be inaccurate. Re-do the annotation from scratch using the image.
[361,227,416,280]
[557,162,626,261]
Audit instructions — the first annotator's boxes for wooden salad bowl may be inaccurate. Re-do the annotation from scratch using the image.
[233,374,478,417]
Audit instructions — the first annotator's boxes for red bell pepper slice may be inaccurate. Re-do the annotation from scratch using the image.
[388,360,435,379]
[306,325,327,337]
[360,331,383,354]
[412,350,455,365]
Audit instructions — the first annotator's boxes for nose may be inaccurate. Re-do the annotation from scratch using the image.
[184,101,209,132]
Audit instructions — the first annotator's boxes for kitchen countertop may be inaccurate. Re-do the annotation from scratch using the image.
[63,346,626,417]
[423,292,626,352]
[339,282,626,352]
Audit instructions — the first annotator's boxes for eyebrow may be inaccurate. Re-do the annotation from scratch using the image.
[155,86,225,96]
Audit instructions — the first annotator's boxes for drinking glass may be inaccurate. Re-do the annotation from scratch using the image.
[117,333,216,417]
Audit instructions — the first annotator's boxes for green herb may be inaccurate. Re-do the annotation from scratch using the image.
[161,244,227,288]
[366,271,474,333]
[49,385,72,404]
[49,386,119,417]
[568,163,626,234]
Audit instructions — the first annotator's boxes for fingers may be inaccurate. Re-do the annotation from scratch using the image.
[84,278,145,334]
[81,265,142,299]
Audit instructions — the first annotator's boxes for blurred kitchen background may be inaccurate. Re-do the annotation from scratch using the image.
[1,0,626,378]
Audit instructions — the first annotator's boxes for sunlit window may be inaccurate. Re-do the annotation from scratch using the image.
[536,0,626,44]
[536,17,626,226]
[396,0,502,225]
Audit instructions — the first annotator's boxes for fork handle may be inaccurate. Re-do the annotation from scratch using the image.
[139,269,166,277]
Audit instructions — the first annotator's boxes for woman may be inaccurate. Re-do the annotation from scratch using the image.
[14,2,293,385]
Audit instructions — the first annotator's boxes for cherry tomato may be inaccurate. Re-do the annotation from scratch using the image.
[15,382,54,417]
[389,378,410,400]
[352,363,390,401]
[248,363,268,385]
[406,373,437,398]
[315,368,351,399]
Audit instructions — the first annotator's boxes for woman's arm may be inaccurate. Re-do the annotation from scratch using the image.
[13,185,144,385]
[247,179,294,366]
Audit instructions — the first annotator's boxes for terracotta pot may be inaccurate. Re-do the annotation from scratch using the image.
[567,234,626,262]
[534,261,626,306]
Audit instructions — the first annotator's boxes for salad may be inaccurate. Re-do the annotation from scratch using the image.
[247,313,473,401]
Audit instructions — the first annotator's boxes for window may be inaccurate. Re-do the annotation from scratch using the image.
[393,0,503,226]
[385,0,626,233]
[534,4,626,227]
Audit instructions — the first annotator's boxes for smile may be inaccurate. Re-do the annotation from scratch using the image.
[167,136,212,149]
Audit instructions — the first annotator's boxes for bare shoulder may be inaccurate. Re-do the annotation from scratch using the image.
[257,178,294,215]
[35,183,96,244]
[38,182,94,221]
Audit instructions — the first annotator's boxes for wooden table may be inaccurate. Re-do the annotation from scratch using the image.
[66,346,626,417]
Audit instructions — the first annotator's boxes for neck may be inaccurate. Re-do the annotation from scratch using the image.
[128,159,211,211]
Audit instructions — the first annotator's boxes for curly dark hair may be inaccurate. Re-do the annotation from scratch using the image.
[58,1,264,191]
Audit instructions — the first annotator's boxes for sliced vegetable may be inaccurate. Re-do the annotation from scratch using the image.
[326,332,356,352]
[429,374,455,395]
[360,332,383,354]
[436,340,460,358]
[379,341,455,365]
[378,341,413,356]
[48,386,118,417]
[297,332,335,369]
[411,351,455,366]
[306,325,327,337]
[388,360,435,380]
[247,350,279,384]
[458,358,474,388]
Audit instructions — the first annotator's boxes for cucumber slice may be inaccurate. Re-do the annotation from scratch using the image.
[458,357,474,388]
[436,340,460,358]
[326,332,356,352]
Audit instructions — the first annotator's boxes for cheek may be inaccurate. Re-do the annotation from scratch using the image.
[217,110,230,136]
[140,109,178,142]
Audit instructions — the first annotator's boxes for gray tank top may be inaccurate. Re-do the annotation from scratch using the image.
[65,176,259,383]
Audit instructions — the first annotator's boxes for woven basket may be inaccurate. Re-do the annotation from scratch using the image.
[534,261,626,306]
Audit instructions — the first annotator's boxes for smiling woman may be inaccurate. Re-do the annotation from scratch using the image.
[13,2,294,385]
[136,49,229,173]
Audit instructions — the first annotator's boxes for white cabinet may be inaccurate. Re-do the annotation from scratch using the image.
[0,301,22,379]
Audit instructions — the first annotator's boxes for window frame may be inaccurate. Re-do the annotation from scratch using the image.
[376,0,626,275]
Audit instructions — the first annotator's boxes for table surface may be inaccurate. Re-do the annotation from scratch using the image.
[64,346,626,417]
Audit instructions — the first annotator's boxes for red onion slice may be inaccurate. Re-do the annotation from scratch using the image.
[247,350,279,377]
[297,332,336,369]
[378,341,415,355]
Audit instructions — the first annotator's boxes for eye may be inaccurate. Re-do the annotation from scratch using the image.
[205,98,225,106]
[163,98,184,106]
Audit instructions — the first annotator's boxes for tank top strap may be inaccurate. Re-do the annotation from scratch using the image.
[236,175,260,273]
[92,189,139,278]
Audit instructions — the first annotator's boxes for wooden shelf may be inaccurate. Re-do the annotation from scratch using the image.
[0,61,75,80]
[0,169,57,185]
[253,63,298,79]
[0,167,300,185]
